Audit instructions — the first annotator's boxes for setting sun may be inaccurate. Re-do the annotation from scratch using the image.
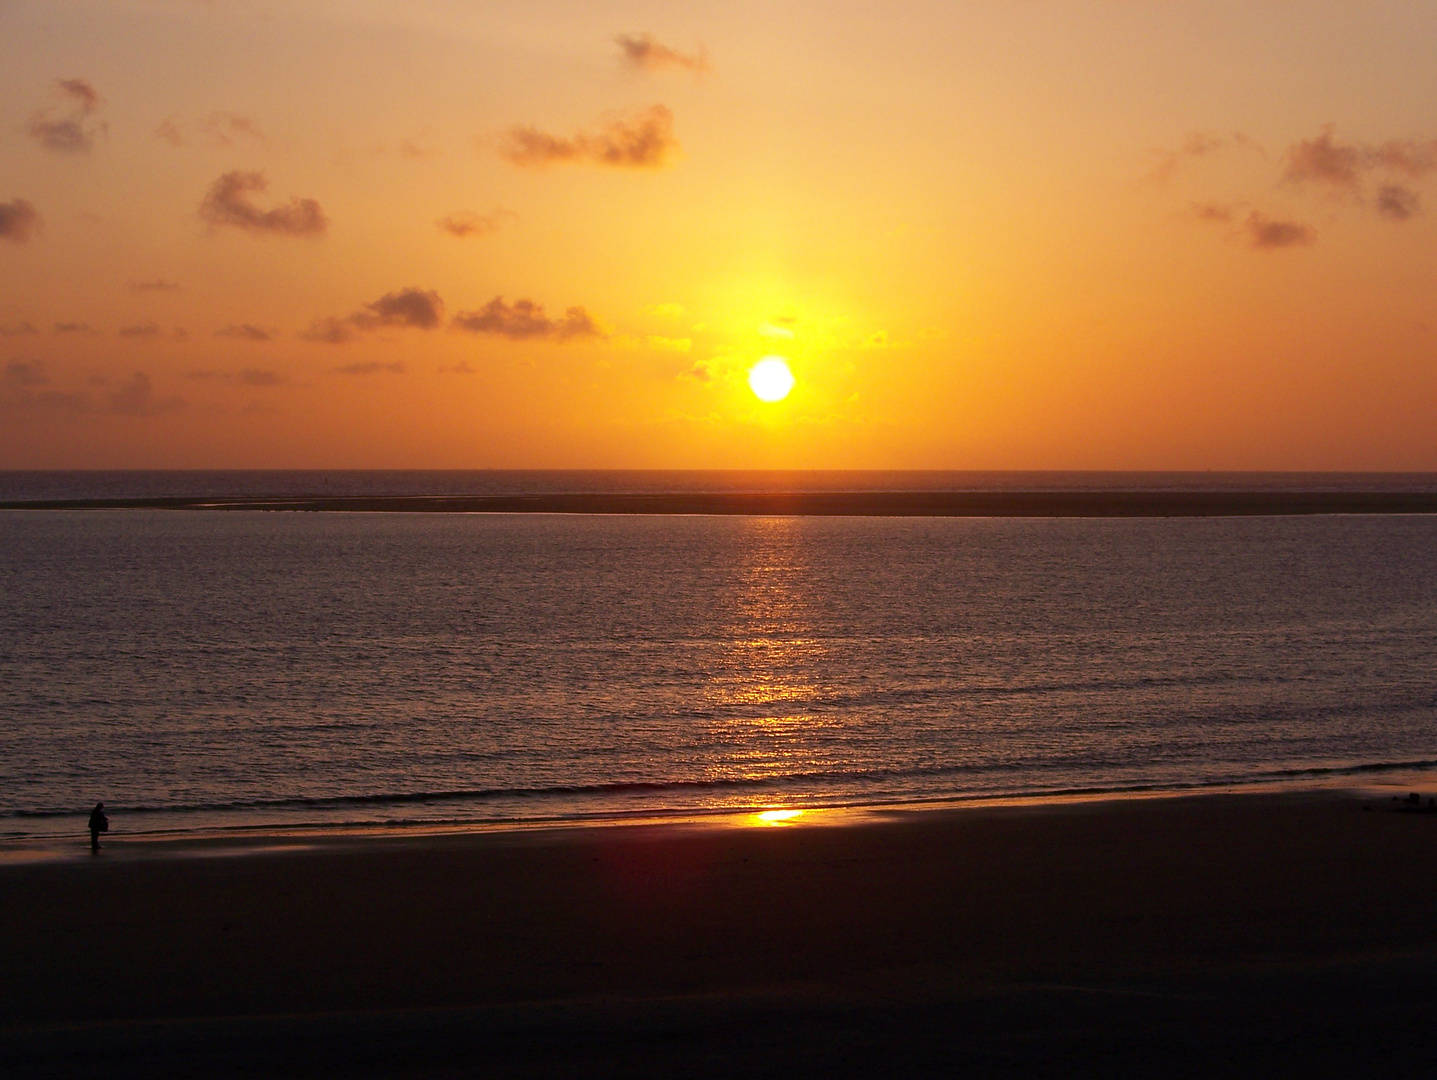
[748,357,796,403]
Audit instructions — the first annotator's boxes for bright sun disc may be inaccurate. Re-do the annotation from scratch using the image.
[748,356,795,402]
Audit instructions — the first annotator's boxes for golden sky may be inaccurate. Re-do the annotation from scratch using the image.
[2,0,1436,469]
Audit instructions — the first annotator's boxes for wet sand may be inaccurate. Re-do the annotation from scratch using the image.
[4,791,1437,1077]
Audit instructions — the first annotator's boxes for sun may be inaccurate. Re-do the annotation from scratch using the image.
[747,356,795,402]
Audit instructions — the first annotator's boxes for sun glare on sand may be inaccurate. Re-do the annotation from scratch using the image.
[748,357,796,402]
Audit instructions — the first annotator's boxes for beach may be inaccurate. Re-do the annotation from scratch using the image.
[5,789,1437,1076]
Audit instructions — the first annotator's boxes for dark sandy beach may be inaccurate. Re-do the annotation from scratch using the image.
[4,791,1437,1077]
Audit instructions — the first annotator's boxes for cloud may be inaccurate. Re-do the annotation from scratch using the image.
[130,279,181,293]
[1145,131,1259,185]
[616,33,710,74]
[334,361,405,375]
[201,112,264,147]
[117,322,162,339]
[58,79,101,111]
[302,288,445,343]
[351,288,444,330]
[1244,212,1314,250]
[54,321,99,335]
[3,360,47,387]
[0,321,38,336]
[1283,126,1366,188]
[501,105,677,169]
[1191,201,1237,223]
[298,316,355,344]
[450,297,601,341]
[107,372,184,415]
[199,171,327,237]
[1376,184,1421,220]
[26,77,106,153]
[0,198,41,243]
[238,368,286,387]
[155,117,187,148]
[444,360,478,375]
[216,323,273,342]
[438,210,510,239]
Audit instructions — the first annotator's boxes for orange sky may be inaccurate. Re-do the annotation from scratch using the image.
[2,0,1436,469]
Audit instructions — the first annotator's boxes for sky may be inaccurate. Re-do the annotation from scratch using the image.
[2,0,1436,470]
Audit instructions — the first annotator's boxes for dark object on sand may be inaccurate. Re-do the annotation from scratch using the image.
[88,802,108,851]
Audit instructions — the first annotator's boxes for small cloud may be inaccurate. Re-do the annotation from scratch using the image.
[0,320,39,336]
[437,210,510,239]
[117,321,162,339]
[1145,131,1258,185]
[3,360,47,387]
[58,78,102,112]
[334,361,405,375]
[1283,125,1366,188]
[0,198,42,243]
[450,297,601,341]
[1191,201,1238,223]
[759,321,795,340]
[199,171,327,237]
[501,105,677,170]
[201,112,264,147]
[155,117,187,148]
[130,279,181,293]
[351,288,444,330]
[397,132,440,159]
[26,78,106,153]
[444,360,478,374]
[216,323,273,342]
[54,321,99,335]
[1245,212,1314,250]
[298,316,355,344]
[238,368,285,386]
[684,360,713,382]
[108,371,184,415]
[648,335,691,353]
[648,302,686,320]
[616,33,710,75]
[1376,184,1421,220]
[1373,138,1437,179]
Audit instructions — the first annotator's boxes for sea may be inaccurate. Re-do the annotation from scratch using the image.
[2,471,1436,840]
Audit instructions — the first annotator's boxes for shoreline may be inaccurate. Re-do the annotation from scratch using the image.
[6,774,1433,863]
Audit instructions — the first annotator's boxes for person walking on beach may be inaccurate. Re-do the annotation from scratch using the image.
[88,802,108,851]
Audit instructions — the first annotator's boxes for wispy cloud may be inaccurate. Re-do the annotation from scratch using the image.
[501,105,677,169]
[616,33,710,74]
[199,171,327,237]
[117,322,162,340]
[1376,184,1421,220]
[26,77,106,153]
[450,297,600,341]
[335,361,405,375]
[3,360,47,387]
[1244,212,1314,250]
[108,372,184,416]
[216,323,273,342]
[0,198,41,243]
[156,112,266,149]
[130,279,181,293]
[238,368,285,386]
[54,321,99,335]
[437,210,511,239]
[0,321,39,336]
[301,288,444,343]
[1145,131,1260,185]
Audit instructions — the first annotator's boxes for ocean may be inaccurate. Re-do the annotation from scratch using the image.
[2,472,1436,839]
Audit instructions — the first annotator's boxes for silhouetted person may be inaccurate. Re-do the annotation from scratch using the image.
[88,802,108,851]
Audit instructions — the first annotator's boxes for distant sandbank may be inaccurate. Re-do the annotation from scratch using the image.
[7,489,1437,514]
[4,788,1437,1077]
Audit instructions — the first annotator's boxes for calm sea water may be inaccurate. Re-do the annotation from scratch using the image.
[3,506,1436,838]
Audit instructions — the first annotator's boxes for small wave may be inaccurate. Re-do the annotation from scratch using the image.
[7,756,1437,820]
